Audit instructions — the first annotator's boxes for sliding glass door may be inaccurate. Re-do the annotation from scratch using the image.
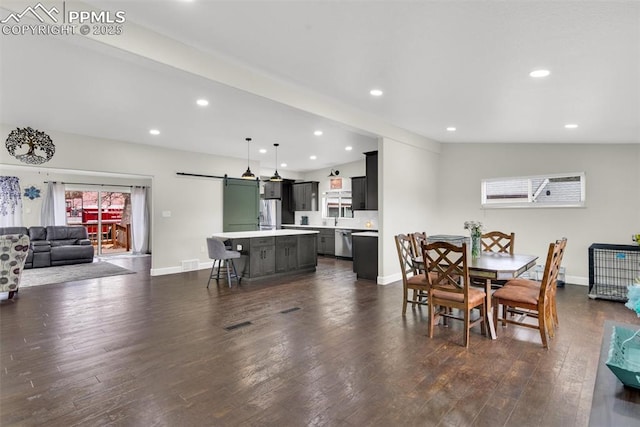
[65,189,131,256]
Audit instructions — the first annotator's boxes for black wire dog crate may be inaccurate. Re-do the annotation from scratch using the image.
[588,244,640,301]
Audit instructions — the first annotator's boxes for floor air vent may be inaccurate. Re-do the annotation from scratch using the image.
[224,321,252,331]
[181,259,199,272]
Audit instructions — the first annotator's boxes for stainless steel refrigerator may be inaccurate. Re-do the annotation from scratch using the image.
[259,199,282,230]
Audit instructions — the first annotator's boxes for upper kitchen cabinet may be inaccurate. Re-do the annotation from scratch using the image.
[292,181,319,211]
[365,151,378,210]
[351,176,366,210]
[265,179,294,223]
[264,179,293,200]
[352,151,378,211]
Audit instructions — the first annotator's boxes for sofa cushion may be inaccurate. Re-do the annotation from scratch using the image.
[50,245,94,262]
[32,241,51,252]
[46,226,89,241]
[0,227,29,236]
[29,226,47,241]
[50,239,79,247]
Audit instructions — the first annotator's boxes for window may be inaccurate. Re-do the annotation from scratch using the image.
[322,191,353,218]
[481,172,585,208]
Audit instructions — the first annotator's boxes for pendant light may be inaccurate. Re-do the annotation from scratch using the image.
[270,143,283,182]
[241,137,255,179]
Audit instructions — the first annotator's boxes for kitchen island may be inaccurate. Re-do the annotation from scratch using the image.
[211,229,319,281]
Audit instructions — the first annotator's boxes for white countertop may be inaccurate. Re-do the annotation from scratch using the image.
[352,232,379,237]
[211,229,319,239]
[282,224,378,232]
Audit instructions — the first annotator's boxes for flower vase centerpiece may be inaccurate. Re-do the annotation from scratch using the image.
[464,220,483,259]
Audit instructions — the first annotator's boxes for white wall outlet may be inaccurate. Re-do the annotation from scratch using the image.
[200,246,205,253]
[236,244,243,251]
[162,210,171,217]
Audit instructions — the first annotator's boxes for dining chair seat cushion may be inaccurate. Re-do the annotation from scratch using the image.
[505,278,540,288]
[493,284,539,305]
[407,274,429,288]
[432,287,485,305]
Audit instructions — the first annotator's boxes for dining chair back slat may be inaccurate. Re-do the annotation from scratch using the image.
[481,231,515,255]
[410,232,427,259]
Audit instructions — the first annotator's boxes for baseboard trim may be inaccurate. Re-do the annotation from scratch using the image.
[565,275,588,287]
[151,261,212,277]
[377,272,402,285]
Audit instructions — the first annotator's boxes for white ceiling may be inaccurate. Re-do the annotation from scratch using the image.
[1,1,639,173]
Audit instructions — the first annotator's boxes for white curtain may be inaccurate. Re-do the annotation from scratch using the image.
[131,186,149,254]
[40,182,66,226]
[0,176,23,227]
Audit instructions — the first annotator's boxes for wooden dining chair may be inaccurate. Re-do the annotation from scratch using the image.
[492,238,566,348]
[394,234,429,315]
[501,238,567,334]
[410,232,427,259]
[481,231,515,255]
[421,241,487,348]
[474,231,516,288]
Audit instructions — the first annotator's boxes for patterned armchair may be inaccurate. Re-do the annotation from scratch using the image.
[0,234,30,301]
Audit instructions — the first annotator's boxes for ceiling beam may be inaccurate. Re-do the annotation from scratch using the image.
[59,1,440,154]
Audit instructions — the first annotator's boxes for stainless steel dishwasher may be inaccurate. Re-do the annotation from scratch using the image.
[335,229,353,258]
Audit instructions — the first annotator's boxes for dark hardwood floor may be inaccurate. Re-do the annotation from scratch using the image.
[1,256,638,426]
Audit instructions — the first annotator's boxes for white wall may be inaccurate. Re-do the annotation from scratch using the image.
[437,143,640,284]
[0,124,258,275]
[379,137,442,284]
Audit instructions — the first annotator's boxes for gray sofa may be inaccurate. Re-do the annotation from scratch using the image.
[0,226,94,269]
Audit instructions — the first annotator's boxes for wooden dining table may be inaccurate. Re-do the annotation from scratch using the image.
[414,251,539,340]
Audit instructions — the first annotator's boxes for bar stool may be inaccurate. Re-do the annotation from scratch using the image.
[206,237,241,288]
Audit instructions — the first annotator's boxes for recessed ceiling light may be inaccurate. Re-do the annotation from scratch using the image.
[310,155,317,160]
[564,124,579,129]
[369,88,383,97]
[149,129,160,135]
[314,130,323,136]
[345,146,353,151]
[529,69,550,78]
[259,148,267,154]
[446,127,456,132]
[280,163,287,168]
[196,99,209,107]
